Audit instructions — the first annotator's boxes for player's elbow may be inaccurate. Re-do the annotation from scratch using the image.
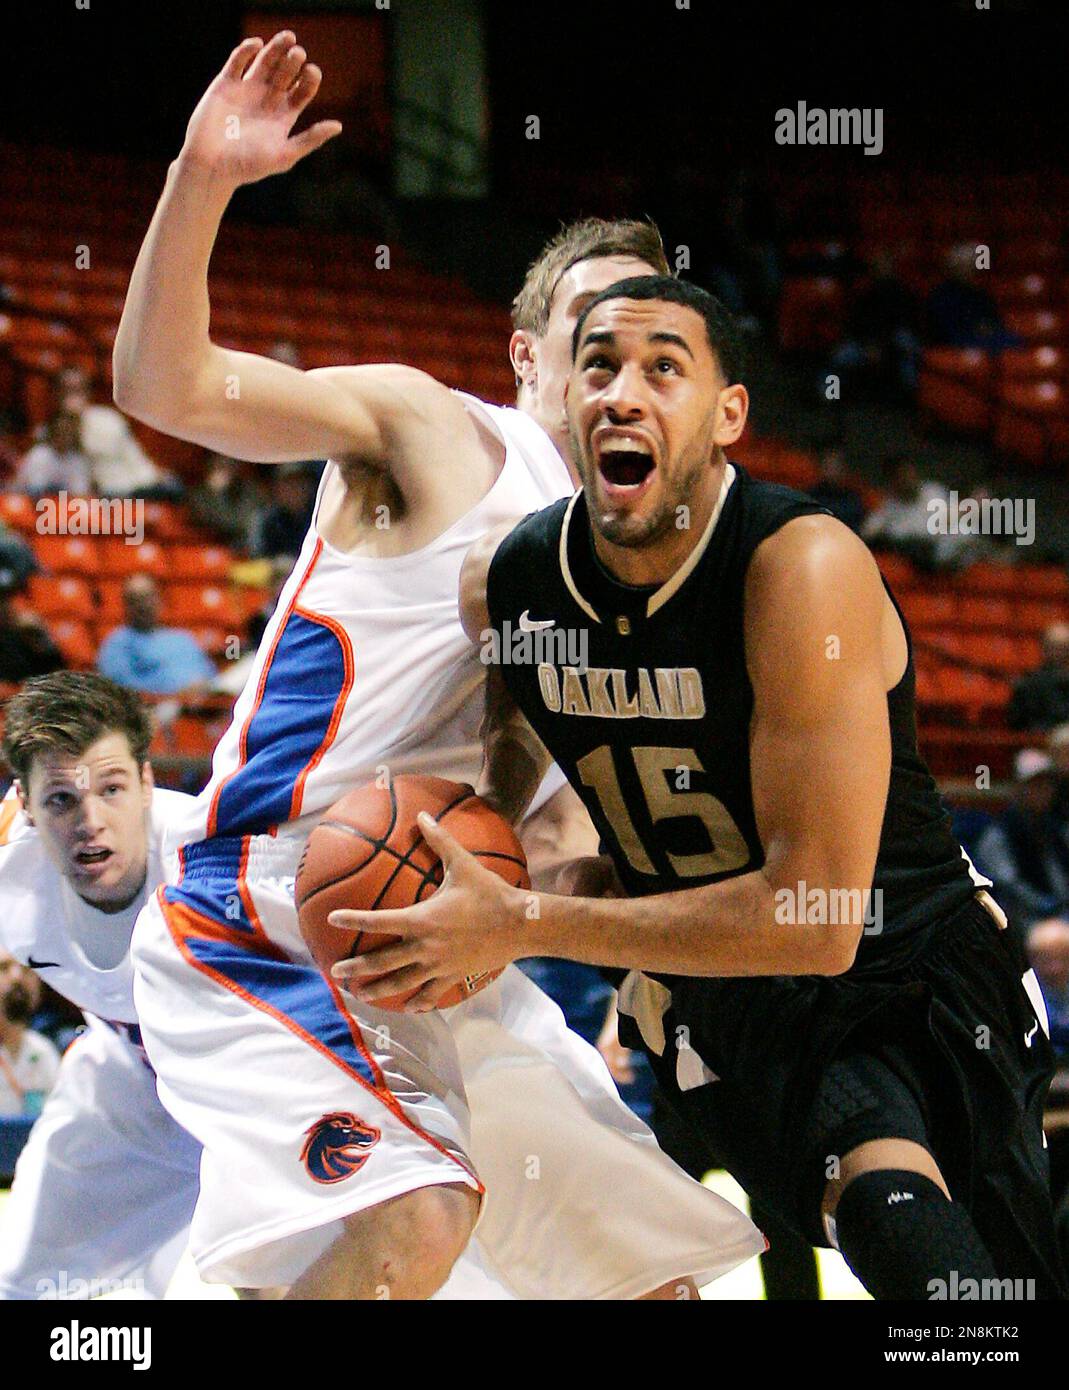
[112,360,165,426]
[813,924,863,975]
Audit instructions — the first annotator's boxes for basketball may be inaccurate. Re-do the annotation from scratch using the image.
[296,775,530,1010]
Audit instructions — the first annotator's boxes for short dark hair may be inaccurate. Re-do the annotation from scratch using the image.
[571,276,746,385]
[511,218,670,335]
[2,672,152,787]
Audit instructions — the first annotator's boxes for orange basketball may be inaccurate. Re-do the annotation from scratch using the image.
[296,775,529,1011]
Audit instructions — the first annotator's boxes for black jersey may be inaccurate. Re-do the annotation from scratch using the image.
[486,464,984,975]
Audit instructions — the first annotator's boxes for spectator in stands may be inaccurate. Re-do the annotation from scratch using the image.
[0,434,22,486]
[51,365,183,500]
[211,557,290,698]
[861,455,980,572]
[974,749,1069,930]
[251,464,318,563]
[830,251,920,400]
[1028,915,1069,1273]
[1048,723,1069,827]
[0,582,65,685]
[0,523,39,595]
[806,447,868,533]
[1009,624,1069,732]
[0,949,59,1117]
[14,410,94,496]
[186,454,267,551]
[96,574,215,697]
[925,243,1017,351]
[1027,919,1069,1057]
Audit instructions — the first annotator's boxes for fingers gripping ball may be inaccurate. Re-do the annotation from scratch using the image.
[296,776,529,1010]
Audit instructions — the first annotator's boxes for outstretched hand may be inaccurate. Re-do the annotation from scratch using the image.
[328,812,530,1010]
[180,31,342,187]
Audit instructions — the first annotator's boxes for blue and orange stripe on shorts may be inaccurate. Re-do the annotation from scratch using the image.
[159,836,481,1188]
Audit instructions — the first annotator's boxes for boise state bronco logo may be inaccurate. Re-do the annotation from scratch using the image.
[301,1112,381,1184]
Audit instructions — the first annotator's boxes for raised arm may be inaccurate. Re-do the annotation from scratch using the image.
[113,32,477,481]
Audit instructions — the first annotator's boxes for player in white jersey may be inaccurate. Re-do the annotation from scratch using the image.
[115,31,763,1298]
[0,673,202,1300]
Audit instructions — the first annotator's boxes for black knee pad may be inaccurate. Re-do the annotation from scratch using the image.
[832,1168,997,1301]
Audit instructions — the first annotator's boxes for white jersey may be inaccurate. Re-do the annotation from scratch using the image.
[162,397,572,864]
[0,787,192,1029]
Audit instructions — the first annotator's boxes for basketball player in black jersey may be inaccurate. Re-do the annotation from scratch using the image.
[332,277,1066,1300]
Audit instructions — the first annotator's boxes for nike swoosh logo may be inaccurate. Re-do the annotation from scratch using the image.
[27,956,61,970]
[518,610,555,632]
[1025,1019,1039,1047]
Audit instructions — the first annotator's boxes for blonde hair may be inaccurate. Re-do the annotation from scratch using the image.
[511,217,670,335]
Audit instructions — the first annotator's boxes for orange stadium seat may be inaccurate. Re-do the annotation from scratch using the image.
[953,633,1025,673]
[777,276,846,353]
[160,583,242,629]
[1014,567,1069,598]
[48,618,95,668]
[32,534,102,577]
[999,239,1060,272]
[989,273,1050,307]
[993,379,1069,465]
[0,493,39,534]
[955,596,1014,629]
[918,347,993,434]
[933,666,1009,722]
[898,591,957,628]
[163,545,234,583]
[1016,599,1069,633]
[168,716,219,758]
[94,582,126,626]
[12,285,81,318]
[141,501,206,542]
[1000,345,1065,380]
[26,574,95,620]
[1004,307,1064,344]
[95,537,167,578]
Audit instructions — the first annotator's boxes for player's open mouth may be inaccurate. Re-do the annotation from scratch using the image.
[595,446,656,497]
[74,847,112,870]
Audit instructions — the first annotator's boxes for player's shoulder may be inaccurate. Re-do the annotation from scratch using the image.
[453,394,572,499]
[494,494,571,567]
[729,463,830,532]
[0,787,29,850]
[149,787,196,845]
[0,790,41,867]
[0,801,61,960]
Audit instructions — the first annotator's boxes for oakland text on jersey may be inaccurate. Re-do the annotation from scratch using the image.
[536,663,706,720]
[479,619,589,673]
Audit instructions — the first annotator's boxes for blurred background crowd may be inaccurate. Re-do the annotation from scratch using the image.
[0,0,1066,1297]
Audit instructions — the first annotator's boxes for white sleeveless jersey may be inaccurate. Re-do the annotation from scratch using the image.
[0,787,193,1027]
[163,396,573,861]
